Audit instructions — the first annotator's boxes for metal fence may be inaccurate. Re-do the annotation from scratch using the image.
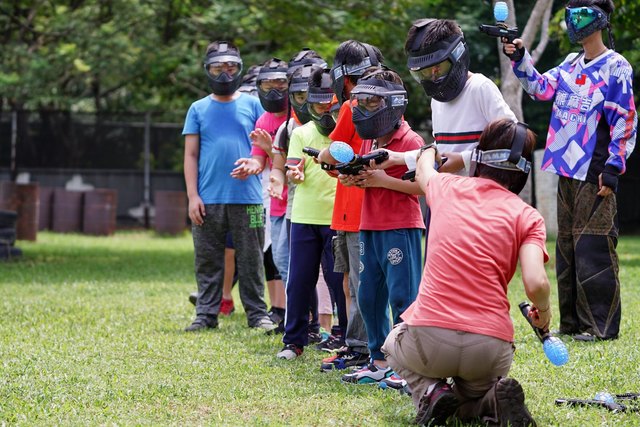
[1,109,639,232]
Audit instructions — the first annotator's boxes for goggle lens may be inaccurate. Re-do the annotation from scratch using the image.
[350,94,387,117]
[308,101,332,120]
[290,91,308,108]
[259,78,288,92]
[409,60,452,84]
[566,7,599,30]
[206,61,240,77]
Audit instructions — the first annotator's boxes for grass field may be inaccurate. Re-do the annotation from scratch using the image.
[1,231,640,426]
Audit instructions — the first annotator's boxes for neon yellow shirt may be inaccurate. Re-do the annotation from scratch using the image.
[288,122,337,225]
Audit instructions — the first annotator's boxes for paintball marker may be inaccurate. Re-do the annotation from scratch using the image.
[336,151,389,176]
[328,141,389,176]
[518,301,569,366]
[555,392,640,413]
[302,146,335,171]
[479,1,519,43]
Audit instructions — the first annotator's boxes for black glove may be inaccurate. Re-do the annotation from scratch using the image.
[600,171,618,193]
[503,44,525,62]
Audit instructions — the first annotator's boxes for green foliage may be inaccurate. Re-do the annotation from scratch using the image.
[1,232,640,425]
[1,1,638,129]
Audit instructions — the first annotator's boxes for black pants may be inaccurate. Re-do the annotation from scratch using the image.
[192,204,270,327]
[556,177,620,339]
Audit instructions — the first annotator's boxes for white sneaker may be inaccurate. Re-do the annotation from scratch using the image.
[254,317,277,331]
[277,344,303,360]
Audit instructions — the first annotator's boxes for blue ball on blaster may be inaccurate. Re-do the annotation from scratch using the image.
[494,1,509,22]
[329,141,355,163]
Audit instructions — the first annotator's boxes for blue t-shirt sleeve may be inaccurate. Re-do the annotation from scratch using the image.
[182,103,200,135]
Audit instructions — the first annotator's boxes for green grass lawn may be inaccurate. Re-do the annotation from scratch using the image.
[1,231,640,426]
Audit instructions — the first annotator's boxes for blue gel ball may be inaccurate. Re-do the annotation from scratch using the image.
[494,1,509,22]
[329,141,355,163]
[543,337,569,366]
[595,392,615,404]
[379,382,388,390]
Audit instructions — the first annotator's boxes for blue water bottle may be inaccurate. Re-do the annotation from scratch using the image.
[518,301,569,366]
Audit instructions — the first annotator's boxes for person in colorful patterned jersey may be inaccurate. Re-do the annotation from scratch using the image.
[503,0,637,341]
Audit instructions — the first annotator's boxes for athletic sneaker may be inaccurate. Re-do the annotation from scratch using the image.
[184,315,218,332]
[315,335,345,352]
[341,362,392,384]
[415,381,458,426]
[308,332,324,344]
[277,344,303,360]
[220,298,235,316]
[253,317,277,331]
[495,378,537,427]
[321,350,369,372]
[380,373,412,395]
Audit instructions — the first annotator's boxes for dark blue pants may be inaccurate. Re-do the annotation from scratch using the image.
[283,223,346,347]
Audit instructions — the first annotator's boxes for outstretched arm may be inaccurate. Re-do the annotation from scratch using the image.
[519,243,552,330]
[503,38,561,101]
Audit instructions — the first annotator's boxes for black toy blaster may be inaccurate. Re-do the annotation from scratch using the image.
[518,301,569,366]
[478,23,518,43]
[518,302,550,342]
[336,150,389,176]
[302,146,335,171]
[479,1,518,43]
[555,393,640,413]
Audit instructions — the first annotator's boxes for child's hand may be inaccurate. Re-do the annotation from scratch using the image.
[268,174,285,200]
[250,128,273,155]
[231,157,262,179]
[188,194,206,226]
[286,157,305,184]
[338,173,359,187]
[356,169,388,188]
[370,149,403,169]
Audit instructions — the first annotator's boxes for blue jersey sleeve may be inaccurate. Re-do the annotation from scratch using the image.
[603,56,637,175]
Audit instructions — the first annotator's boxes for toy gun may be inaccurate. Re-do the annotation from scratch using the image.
[479,1,519,43]
[328,141,389,176]
[336,151,389,176]
[518,301,569,366]
[556,392,640,413]
[302,146,335,171]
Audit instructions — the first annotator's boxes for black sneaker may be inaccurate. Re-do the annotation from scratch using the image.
[321,350,369,371]
[265,320,285,336]
[184,316,218,332]
[415,381,458,426]
[495,378,537,427]
[308,331,324,344]
[315,335,345,352]
[268,308,284,325]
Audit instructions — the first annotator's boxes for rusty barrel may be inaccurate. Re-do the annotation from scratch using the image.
[38,187,54,231]
[0,181,39,241]
[52,189,84,233]
[154,190,187,235]
[83,189,118,236]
